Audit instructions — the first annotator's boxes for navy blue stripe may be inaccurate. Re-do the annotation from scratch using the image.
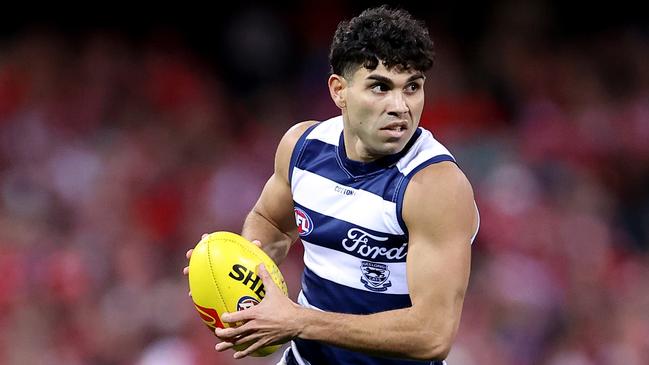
[395,155,456,235]
[297,138,405,202]
[293,339,439,365]
[294,203,408,263]
[289,122,321,188]
[297,139,350,181]
[302,266,412,314]
[285,348,302,365]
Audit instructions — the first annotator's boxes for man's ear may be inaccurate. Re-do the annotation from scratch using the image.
[328,74,347,109]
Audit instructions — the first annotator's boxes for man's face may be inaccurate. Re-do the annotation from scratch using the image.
[334,63,426,162]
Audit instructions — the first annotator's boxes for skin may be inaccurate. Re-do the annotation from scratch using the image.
[332,63,426,162]
[183,62,478,361]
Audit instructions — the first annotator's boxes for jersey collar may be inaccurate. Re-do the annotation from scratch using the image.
[337,128,422,177]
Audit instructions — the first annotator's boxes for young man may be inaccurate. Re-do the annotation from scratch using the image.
[184,6,479,365]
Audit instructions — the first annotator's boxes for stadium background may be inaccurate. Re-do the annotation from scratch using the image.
[0,1,647,364]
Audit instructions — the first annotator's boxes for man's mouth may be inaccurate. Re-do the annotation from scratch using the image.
[378,122,409,140]
[381,122,408,132]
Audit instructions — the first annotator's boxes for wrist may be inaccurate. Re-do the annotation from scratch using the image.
[288,302,305,339]
[291,305,327,341]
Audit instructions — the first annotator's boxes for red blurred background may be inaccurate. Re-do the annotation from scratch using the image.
[0,1,648,364]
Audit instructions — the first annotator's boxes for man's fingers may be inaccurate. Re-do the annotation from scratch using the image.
[201,233,208,240]
[220,310,253,324]
[232,332,264,346]
[183,266,189,275]
[251,239,262,247]
[257,264,277,293]
[215,322,252,339]
[215,341,234,352]
[233,337,270,359]
[258,263,269,278]
[186,249,193,259]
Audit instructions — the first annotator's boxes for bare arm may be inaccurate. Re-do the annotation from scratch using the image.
[217,161,478,361]
[241,121,318,264]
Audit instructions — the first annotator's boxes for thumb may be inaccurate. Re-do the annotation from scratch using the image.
[257,264,279,294]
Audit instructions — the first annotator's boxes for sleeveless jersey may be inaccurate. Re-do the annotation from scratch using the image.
[287,116,463,365]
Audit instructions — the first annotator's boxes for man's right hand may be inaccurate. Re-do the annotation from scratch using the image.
[182,234,262,296]
[182,233,207,296]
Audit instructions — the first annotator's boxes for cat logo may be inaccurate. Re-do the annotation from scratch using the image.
[360,261,392,292]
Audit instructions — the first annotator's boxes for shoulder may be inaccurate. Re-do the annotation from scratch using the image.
[408,162,473,199]
[396,128,455,175]
[279,120,320,149]
[402,161,476,240]
[276,120,320,161]
[275,120,320,180]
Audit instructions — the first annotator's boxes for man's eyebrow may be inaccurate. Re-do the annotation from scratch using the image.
[366,75,393,84]
[408,74,426,82]
[365,74,426,84]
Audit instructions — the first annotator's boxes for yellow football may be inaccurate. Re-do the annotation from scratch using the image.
[188,231,288,356]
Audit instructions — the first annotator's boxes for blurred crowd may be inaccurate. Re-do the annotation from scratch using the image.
[0,2,648,365]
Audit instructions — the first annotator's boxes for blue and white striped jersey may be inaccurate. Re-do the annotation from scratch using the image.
[286,115,461,365]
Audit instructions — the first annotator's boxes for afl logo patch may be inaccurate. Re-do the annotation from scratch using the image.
[237,296,260,311]
[294,207,313,236]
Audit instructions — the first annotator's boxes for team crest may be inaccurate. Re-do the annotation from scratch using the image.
[237,296,259,311]
[294,207,313,236]
[360,261,392,292]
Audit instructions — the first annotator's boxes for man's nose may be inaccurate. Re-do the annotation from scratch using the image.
[387,92,409,116]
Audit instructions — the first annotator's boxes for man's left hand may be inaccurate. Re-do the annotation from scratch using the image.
[214,263,303,359]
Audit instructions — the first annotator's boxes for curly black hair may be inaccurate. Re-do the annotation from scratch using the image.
[329,6,434,78]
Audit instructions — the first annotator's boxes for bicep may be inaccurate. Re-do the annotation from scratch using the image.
[252,172,297,236]
[406,227,471,323]
[403,162,476,333]
[252,120,319,236]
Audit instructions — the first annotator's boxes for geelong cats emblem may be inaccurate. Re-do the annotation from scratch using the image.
[360,261,392,292]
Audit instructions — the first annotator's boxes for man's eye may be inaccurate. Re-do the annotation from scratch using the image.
[406,83,420,93]
[370,84,389,93]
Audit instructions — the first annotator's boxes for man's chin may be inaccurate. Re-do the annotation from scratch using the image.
[371,142,408,157]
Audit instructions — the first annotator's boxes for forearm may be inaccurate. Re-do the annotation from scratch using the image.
[295,306,454,361]
[241,208,294,265]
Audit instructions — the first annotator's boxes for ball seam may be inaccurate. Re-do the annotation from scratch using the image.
[206,238,229,326]
[234,239,287,294]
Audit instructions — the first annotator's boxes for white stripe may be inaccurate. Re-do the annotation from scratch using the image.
[292,168,404,235]
[397,129,453,176]
[276,349,289,365]
[470,202,480,244]
[302,240,409,295]
[305,116,342,146]
[290,341,311,365]
[278,343,312,365]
